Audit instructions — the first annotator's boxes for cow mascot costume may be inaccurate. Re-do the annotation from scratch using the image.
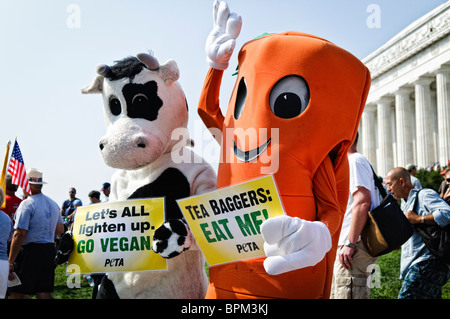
[198,1,371,298]
[57,53,216,299]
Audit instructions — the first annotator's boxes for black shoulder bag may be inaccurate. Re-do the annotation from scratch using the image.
[361,167,414,257]
[413,189,450,265]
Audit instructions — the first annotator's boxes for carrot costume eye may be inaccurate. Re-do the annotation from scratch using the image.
[269,75,310,119]
[234,77,247,120]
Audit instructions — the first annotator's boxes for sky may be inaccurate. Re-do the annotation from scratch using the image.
[0,0,447,206]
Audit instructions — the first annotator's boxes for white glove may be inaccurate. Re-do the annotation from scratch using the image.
[205,0,242,70]
[261,215,332,275]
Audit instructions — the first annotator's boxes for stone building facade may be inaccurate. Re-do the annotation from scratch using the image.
[360,2,450,176]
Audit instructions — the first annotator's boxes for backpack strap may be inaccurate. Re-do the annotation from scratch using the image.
[413,189,423,213]
[370,165,387,198]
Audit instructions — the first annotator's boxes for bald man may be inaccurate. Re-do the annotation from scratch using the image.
[385,167,450,299]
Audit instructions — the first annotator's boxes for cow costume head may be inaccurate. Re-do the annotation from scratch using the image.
[82,53,188,170]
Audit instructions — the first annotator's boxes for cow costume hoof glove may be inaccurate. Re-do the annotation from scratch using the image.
[205,0,242,70]
[153,219,192,259]
[55,231,74,265]
[261,215,332,275]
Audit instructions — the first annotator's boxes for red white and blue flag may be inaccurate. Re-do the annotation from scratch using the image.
[7,140,31,193]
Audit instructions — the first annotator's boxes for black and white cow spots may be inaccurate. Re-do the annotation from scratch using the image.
[109,81,163,122]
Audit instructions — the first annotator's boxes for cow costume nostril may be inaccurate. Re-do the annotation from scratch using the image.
[136,137,147,149]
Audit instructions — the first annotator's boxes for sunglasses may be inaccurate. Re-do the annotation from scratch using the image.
[447,178,450,183]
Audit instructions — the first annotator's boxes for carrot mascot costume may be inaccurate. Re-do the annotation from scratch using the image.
[198,1,371,299]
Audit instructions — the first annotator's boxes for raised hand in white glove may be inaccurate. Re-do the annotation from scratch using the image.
[205,0,242,70]
[261,215,332,276]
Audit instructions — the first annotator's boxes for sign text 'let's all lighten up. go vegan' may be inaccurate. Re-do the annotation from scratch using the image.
[68,198,166,274]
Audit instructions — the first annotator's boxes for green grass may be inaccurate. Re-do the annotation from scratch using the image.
[52,265,93,299]
[370,249,450,299]
[370,250,403,299]
[49,253,449,299]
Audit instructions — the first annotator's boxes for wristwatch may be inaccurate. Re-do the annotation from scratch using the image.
[344,239,356,249]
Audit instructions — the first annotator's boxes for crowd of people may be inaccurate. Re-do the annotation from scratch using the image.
[0,144,449,299]
[0,168,110,299]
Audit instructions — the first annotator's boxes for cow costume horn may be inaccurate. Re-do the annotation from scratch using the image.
[96,64,112,77]
[137,53,160,70]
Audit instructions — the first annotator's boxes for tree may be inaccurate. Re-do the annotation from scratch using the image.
[415,169,444,192]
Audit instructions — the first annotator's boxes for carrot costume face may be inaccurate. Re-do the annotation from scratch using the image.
[199,6,370,299]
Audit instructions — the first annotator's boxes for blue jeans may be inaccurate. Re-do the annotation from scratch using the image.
[399,259,449,299]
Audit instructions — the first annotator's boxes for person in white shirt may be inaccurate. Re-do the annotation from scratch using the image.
[331,133,381,299]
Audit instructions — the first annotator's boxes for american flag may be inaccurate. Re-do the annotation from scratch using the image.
[7,140,31,193]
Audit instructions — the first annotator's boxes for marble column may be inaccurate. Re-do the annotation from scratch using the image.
[376,97,394,176]
[414,77,435,169]
[361,104,377,167]
[395,88,415,167]
[436,67,450,167]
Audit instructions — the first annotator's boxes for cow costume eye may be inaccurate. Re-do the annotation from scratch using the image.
[132,93,149,108]
[109,96,122,116]
[269,75,310,119]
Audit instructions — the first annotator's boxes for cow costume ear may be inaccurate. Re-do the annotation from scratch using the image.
[81,74,103,94]
[81,64,111,94]
[160,60,180,84]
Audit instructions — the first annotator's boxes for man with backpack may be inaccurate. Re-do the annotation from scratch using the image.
[385,167,450,299]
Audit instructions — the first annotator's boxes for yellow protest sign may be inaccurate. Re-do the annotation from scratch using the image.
[68,198,167,274]
[177,175,285,266]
